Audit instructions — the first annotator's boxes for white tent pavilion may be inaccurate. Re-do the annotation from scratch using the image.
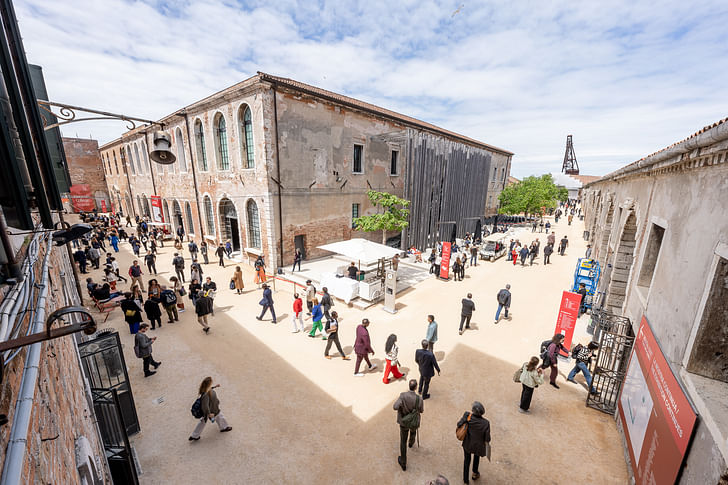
[317,238,401,265]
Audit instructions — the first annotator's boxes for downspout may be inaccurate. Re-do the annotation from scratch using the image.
[0,237,51,485]
[182,111,205,238]
[271,86,284,268]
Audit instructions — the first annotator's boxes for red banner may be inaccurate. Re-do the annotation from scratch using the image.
[100,200,107,212]
[150,195,163,223]
[618,316,696,485]
[554,291,580,357]
[69,184,95,212]
[439,242,451,280]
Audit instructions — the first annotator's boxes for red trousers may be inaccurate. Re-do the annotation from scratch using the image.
[383,359,404,384]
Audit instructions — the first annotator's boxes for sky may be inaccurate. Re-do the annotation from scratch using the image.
[15,0,728,178]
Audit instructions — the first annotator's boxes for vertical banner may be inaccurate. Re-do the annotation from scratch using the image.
[150,195,163,223]
[618,316,697,485]
[100,200,107,212]
[69,184,95,212]
[554,291,581,356]
[439,242,451,280]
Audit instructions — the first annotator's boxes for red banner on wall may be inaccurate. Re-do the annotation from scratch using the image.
[69,184,95,212]
[150,195,163,223]
[618,316,697,485]
[439,242,451,280]
[554,291,581,356]
[100,200,107,212]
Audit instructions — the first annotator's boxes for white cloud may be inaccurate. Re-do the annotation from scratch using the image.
[16,0,728,177]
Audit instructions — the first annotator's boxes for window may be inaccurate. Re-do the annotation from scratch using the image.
[488,195,493,207]
[501,167,506,182]
[214,114,230,170]
[203,196,214,235]
[134,144,143,175]
[195,119,208,171]
[185,202,194,234]
[352,203,360,228]
[175,128,187,172]
[238,105,254,169]
[390,150,399,176]
[125,146,135,175]
[141,141,149,173]
[353,144,363,173]
[246,199,261,248]
[637,223,665,291]
[492,166,497,184]
[113,151,119,174]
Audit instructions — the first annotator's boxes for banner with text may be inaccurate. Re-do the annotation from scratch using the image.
[554,291,581,356]
[439,242,451,280]
[150,195,163,223]
[618,316,697,485]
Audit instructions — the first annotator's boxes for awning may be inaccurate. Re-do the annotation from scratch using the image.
[317,238,401,264]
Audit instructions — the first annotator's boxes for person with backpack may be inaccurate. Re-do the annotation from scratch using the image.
[457,401,491,484]
[134,324,160,377]
[383,334,405,384]
[393,379,424,471]
[160,285,179,323]
[494,284,511,324]
[172,252,185,283]
[120,292,143,334]
[188,240,199,261]
[516,356,544,413]
[541,334,568,388]
[189,377,232,441]
[324,311,349,360]
[567,341,599,393]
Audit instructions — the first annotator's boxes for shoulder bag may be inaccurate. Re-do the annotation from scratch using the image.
[456,412,471,441]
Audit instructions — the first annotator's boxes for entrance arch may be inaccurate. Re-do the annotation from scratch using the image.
[163,200,171,226]
[172,200,184,233]
[219,198,241,252]
[606,213,637,315]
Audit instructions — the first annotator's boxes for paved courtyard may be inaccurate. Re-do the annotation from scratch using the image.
[88,216,628,484]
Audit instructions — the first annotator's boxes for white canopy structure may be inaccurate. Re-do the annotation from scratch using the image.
[317,238,401,265]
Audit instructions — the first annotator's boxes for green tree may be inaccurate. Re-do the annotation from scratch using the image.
[354,190,410,244]
[498,174,564,218]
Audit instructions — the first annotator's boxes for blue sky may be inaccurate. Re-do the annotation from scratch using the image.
[16,0,728,178]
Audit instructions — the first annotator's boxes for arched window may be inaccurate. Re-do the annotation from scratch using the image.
[175,128,187,172]
[134,143,143,175]
[185,202,194,234]
[214,114,229,170]
[238,105,254,169]
[203,196,214,235]
[141,141,149,174]
[194,119,208,171]
[125,146,135,175]
[246,199,261,248]
[172,200,183,232]
[113,151,119,174]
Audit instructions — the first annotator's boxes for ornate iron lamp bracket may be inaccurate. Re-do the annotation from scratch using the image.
[37,100,164,131]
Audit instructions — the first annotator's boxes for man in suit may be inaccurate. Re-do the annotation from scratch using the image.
[256,283,277,324]
[415,340,440,399]
[459,293,476,335]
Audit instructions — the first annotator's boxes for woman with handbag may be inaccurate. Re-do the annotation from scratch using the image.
[120,292,144,334]
[232,266,244,295]
[383,334,405,384]
[518,356,544,413]
[170,276,185,312]
[189,377,232,441]
[456,401,491,484]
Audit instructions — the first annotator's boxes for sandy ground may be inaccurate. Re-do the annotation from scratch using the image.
[83,215,628,484]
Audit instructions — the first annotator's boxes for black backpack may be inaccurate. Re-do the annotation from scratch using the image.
[191,395,204,419]
[540,339,552,362]
[162,291,177,306]
[571,343,584,360]
[401,395,421,429]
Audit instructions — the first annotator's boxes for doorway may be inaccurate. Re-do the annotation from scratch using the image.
[219,198,241,252]
[294,234,306,259]
[229,217,240,252]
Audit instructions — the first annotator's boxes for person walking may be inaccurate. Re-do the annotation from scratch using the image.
[383,334,405,384]
[292,248,302,272]
[459,293,475,335]
[189,278,202,307]
[324,311,349,360]
[232,266,244,295]
[494,284,511,324]
[321,287,333,324]
[519,245,529,266]
[188,377,232,441]
[149,237,157,255]
[469,244,478,267]
[73,247,88,274]
[143,291,162,330]
[225,240,232,258]
[545,221,551,233]
[308,299,323,337]
[215,244,225,267]
[128,260,144,289]
[547,232,556,246]
[172,252,186,283]
[305,280,316,315]
[567,341,599,393]
[110,232,119,252]
[518,356,544,413]
[200,240,209,264]
[393,379,424,471]
[144,252,157,275]
[415,339,440,399]
[160,285,179,323]
[134,324,161,377]
[195,290,214,334]
[576,282,588,317]
[188,240,199,261]
[511,246,518,266]
[543,243,553,265]
[291,293,304,333]
[254,256,266,285]
[585,244,592,259]
[425,315,438,352]
[457,402,491,484]
[529,243,538,266]
[120,292,143,334]
[559,236,569,256]
[255,283,276,323]
[353,318,377,376]
[541,334,567,388]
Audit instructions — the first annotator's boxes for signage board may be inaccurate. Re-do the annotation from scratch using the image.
[554,291,581,356]
[439,242,451,280]
[150,195,163,223]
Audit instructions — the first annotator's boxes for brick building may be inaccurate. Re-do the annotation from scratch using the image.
[100,72,513,267]
[582,117,728,484]
[62,137,110,212]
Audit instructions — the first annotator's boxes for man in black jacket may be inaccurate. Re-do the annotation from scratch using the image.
[135,324,161,377]
[494,284,511,324]
[195,292,213,333]
[172,252,185,282]
[255,284,276,323]
[459,293,476,335]
[415,340,441,399]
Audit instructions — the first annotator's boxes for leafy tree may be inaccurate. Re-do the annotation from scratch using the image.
[354,190,410,244]
[498,174,564,218]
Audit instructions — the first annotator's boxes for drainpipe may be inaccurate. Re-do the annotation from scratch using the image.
[0,206,20,278]
[181,111,205,238]
[0,237,51,485]
[271,86,284,268]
